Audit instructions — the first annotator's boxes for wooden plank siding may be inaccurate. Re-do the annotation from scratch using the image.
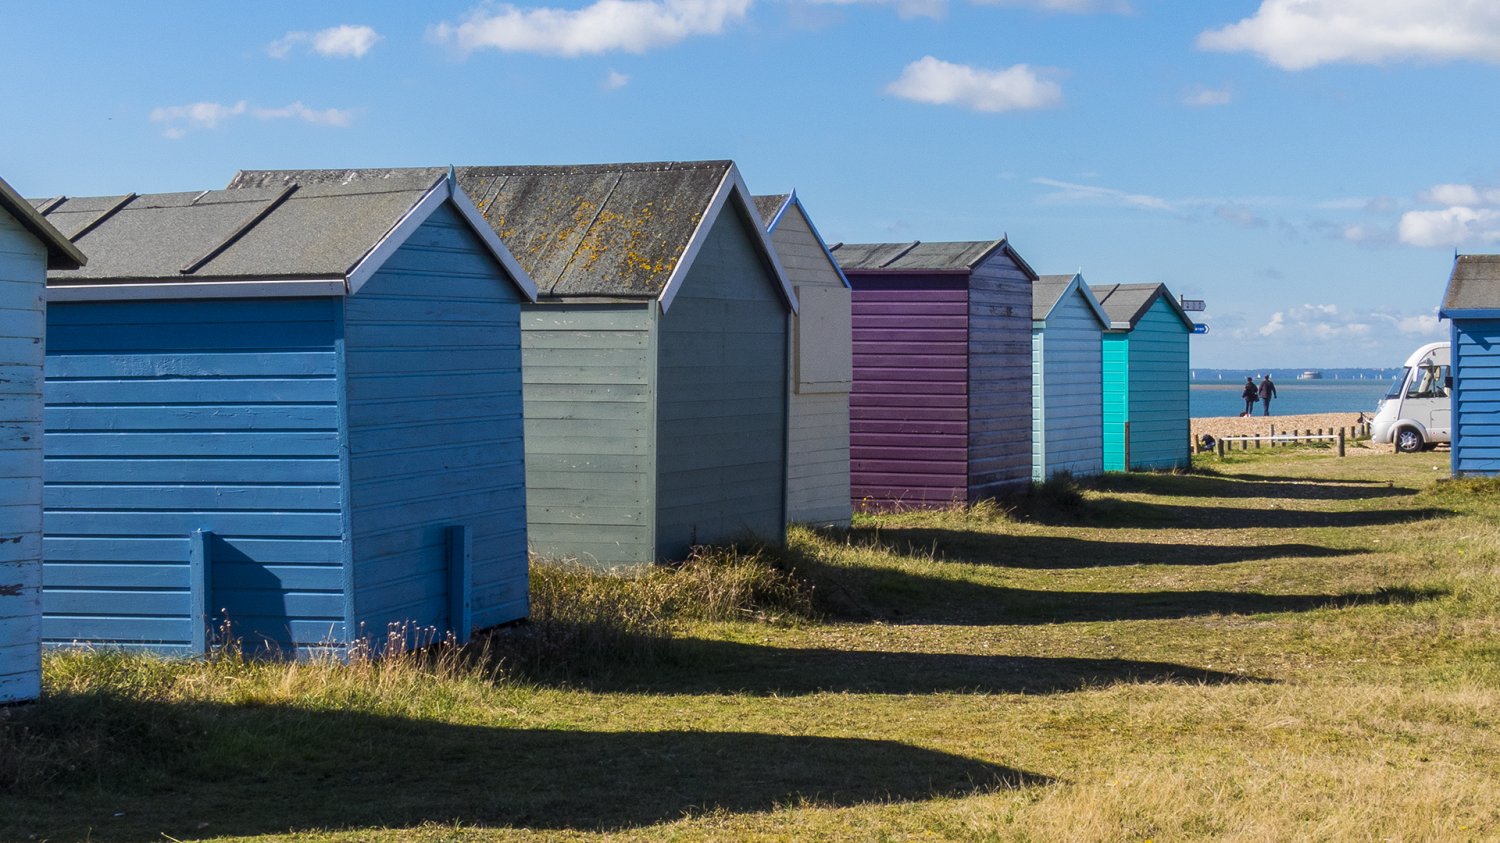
[656,206,788,559]
[850,278,970,508]
[344,203,528,640]
[772,203,851,527]
[1124,300,1191,471]
[966,253,1033,499]
[521,303,657,567]
[1452,319,1500,474]
[1033,287,1104,481]
[43,298,346,654]
[0,211,45,702]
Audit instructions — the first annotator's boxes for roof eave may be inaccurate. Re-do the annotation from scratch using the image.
[0,177,86,269]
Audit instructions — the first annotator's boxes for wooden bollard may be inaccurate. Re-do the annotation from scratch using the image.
[1217,438,1225,459]
[1338,428,1346,457]
[1270,424,1275,447]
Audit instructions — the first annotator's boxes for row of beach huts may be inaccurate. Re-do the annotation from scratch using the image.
[0,160,1195,703]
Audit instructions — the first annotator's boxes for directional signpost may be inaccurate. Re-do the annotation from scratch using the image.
[1192,323,1209,334]
[1181,298,1206,312]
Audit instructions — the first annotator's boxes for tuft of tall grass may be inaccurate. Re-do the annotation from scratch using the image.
[482,544,817,680]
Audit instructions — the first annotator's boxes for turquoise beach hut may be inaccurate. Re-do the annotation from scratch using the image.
[36,175,537,656]
[1032,274,1108,482]
[0,176,83,702]
[1091,283,1193,472]
[1440,255,1500,474]
[231,162,798,569]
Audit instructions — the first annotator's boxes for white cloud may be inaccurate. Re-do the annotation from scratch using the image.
[1183,85,1232,107]
[149,100,248,134]
[150,99,354,138]
[1398,206,1500,248]
[1215,203,1264,228]
[431,0,752,56]
[602,69,631,89]
[1032,177,1171,211]
[1197,0,1500,70]
[269,24,382,59]
[887,57,1062,112]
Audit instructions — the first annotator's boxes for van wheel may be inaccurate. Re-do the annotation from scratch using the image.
[1395,428,1424,453]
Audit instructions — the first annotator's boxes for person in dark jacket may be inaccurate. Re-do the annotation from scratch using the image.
[1259,374,1278,416]
[1241,377,1258,416]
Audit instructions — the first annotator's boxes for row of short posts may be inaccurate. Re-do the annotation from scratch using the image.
[1209,422,1373,459]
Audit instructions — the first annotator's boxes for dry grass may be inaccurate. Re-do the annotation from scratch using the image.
[3,448,1498,841]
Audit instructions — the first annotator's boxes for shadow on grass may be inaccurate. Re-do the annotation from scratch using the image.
[841,527,1362,569]
[1022,500,1449,530]
[554,639,1266,696]
[803,562,1445,626]
[0,695,1048,840]
[1089,471,1414,501]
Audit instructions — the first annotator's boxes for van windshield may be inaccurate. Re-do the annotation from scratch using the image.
[1407,364,1451,398]
[1385,369,1409,400]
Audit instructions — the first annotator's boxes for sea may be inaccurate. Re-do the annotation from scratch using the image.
[1191,372,1395,418]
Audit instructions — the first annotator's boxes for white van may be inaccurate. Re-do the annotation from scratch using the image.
[1371,341,1451,452]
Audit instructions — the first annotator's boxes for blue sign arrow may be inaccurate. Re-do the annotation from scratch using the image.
[1191,323,1209,334]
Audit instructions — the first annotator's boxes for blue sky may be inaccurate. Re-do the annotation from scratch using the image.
[4,0,1497,367]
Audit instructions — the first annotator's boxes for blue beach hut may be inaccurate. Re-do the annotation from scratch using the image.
[0,176,84,702]
[1090,283,1194,472]
[35,174,537,656]
[1440,255,1500,474]
[230,162,798,569]
[1032,274,1108,482]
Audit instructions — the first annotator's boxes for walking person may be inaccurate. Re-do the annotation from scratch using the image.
[1259,373,1278,416]
[1240,377,1258,416]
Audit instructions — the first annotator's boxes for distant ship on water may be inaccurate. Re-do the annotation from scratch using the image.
[1298,370,1323,380]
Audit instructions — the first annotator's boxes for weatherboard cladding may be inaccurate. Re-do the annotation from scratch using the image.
[1032,276,1105,482]
[1440,257,1500,475]
[39,190,530,654]
[0,174,79,704]
[757,193,852,527]
[839,239,1035,508]
[1091,285,1191,471]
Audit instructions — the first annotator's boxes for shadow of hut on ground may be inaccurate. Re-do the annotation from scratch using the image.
[0,695,1049,840]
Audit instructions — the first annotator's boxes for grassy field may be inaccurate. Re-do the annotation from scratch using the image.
[4,446,1499,841]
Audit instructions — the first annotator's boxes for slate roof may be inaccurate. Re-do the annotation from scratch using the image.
[229,161,769,301]
[1441,255,1500,312]
[0,175,84,269]
[829,240,1006,272]
[753,193,790,228]
[1033,274,1079,320]
[40,179,449,283]
[1089,282,1194,331]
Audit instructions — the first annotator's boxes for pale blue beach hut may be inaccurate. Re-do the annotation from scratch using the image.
[1440,255,1500,474]
[1032,274,1108,482]
[0,176,83,702]
[36,175,536,656]
[1091,283,1194,472]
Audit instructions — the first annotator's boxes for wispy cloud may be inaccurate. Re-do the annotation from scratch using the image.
[1031,177,1172,211]
[268,24,382,59]
[1183,84,1232,107]
[802,0,947,20]
[887,57,1062,112]
[1254,303,1444,342]
[150,99,355,138]
[431,0,752,56]
[970,0,1131,12]
[602,69,631,90]
[1197,0,1500,70]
